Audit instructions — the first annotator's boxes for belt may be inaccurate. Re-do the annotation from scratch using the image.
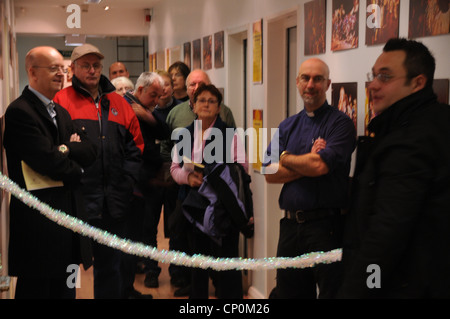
[285,209,337,224]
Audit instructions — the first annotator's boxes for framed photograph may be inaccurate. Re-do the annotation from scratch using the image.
[332,82,358,130]
[409,0,450,38]
[183,42,191,69]
[365,82,376,136]
[192,39,201,70]
[214,31,224,69]
[331,0,359,51]
[433,79,449,104]
[203,35,212,70]
[366,0,400,46]
[253,19,263,84]
[304,0,326,55]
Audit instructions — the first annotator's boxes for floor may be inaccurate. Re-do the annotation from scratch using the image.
[75,215,217,299]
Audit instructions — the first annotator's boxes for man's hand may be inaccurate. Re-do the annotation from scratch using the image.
[70,133,81,142]
[312,138,326,153]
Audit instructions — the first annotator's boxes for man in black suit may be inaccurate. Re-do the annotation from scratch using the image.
[4,46,97,299]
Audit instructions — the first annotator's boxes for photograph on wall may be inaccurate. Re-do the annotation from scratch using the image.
[203,35,212,70]
[169,45,182,67]
[156,51,165,70]
[409,0,450,38]
[365,82,376,135]
[332,82,358,130]
[366,0,400,46]
[0,4,3,81]
[252,109,263,172]
[304,0,326,55]
[214,31,224,69]
[193,39,201,70]
[183,42,191,69]
[253,19,263,84]
[331,0,359,51]
[433,79,450,104]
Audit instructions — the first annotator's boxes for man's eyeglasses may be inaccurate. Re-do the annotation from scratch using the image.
[76,63,103,72]
[298,75,326,84]
[367,72,407,83]
[33,65,68,74]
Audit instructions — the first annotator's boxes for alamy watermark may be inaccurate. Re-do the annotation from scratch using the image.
[366,264,381,289]
[66,264,81,289]
[66,4,383,29]
[170,120,280,173]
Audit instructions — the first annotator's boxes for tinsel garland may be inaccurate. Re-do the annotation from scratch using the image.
[0,172,342,271]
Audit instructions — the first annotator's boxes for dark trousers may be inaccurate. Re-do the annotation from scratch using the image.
[167,198,192,284]
[275,214,344,299]
[189,227,243,299]
[143,185,178,276]
[121,195,145,297]
[15,276,76,299]
[91,214,127,299]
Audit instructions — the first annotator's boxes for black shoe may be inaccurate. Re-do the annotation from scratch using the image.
[128,289,153,299]
[136,262,147,274]
[170,276,186,288]
[174,284,191,297]
[144,273,159,288]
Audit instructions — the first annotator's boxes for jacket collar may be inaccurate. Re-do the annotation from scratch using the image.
[368,87,437,137]
[71,74,116,100]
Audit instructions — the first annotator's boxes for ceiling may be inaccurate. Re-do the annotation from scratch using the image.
[13,0,163,10]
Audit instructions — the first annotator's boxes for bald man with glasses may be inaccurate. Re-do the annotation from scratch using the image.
[4,46,97,298]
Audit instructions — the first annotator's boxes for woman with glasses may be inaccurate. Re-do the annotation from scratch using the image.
[170,84,250,299]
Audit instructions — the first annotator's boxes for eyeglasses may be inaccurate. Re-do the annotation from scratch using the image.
[33,65,68,74]
[197,98,218,105]
[367,72,406,83]
[76,63,103,72]
[298,75,326,84]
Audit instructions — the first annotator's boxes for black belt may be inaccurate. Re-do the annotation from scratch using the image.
[285,209,337,223]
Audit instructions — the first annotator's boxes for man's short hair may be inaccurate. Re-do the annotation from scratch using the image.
[134,72,164,91]
[383,38,436,88]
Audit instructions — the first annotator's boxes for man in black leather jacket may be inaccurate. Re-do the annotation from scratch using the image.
[339,38,450,298]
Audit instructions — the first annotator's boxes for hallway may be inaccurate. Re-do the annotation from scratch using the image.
[75,216,218,299]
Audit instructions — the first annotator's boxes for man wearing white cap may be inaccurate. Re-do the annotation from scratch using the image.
[54,43,146,299]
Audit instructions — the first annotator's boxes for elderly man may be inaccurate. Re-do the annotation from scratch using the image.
[4,46,96,298]
[264,58,356,299]
[54,43,144,299]
[122,72,169,291]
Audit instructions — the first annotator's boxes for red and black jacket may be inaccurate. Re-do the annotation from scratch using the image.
[54,75,144,220]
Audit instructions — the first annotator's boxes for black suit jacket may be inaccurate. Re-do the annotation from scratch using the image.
[4,86,97,278]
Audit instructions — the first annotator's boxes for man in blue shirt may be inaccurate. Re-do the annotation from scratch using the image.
[265,58,356,298]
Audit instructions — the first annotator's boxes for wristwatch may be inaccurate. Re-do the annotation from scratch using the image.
[58,144,69,155]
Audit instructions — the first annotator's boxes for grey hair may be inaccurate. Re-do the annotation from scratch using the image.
[134,72,164,92]
[111,76,135,90]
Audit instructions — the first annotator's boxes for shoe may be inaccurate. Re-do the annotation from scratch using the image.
[174,284,191,297]
[144,273,159,288]
[136,261,147,274]
[170,276,186,288]
[128,289,153,299]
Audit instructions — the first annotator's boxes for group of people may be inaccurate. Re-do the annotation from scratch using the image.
[4,37,450,300]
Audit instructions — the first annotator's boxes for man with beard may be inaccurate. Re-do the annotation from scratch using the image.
[264,58,356,299]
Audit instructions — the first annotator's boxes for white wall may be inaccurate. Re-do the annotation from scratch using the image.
[14,4,149,37]
[148,0,450,298]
